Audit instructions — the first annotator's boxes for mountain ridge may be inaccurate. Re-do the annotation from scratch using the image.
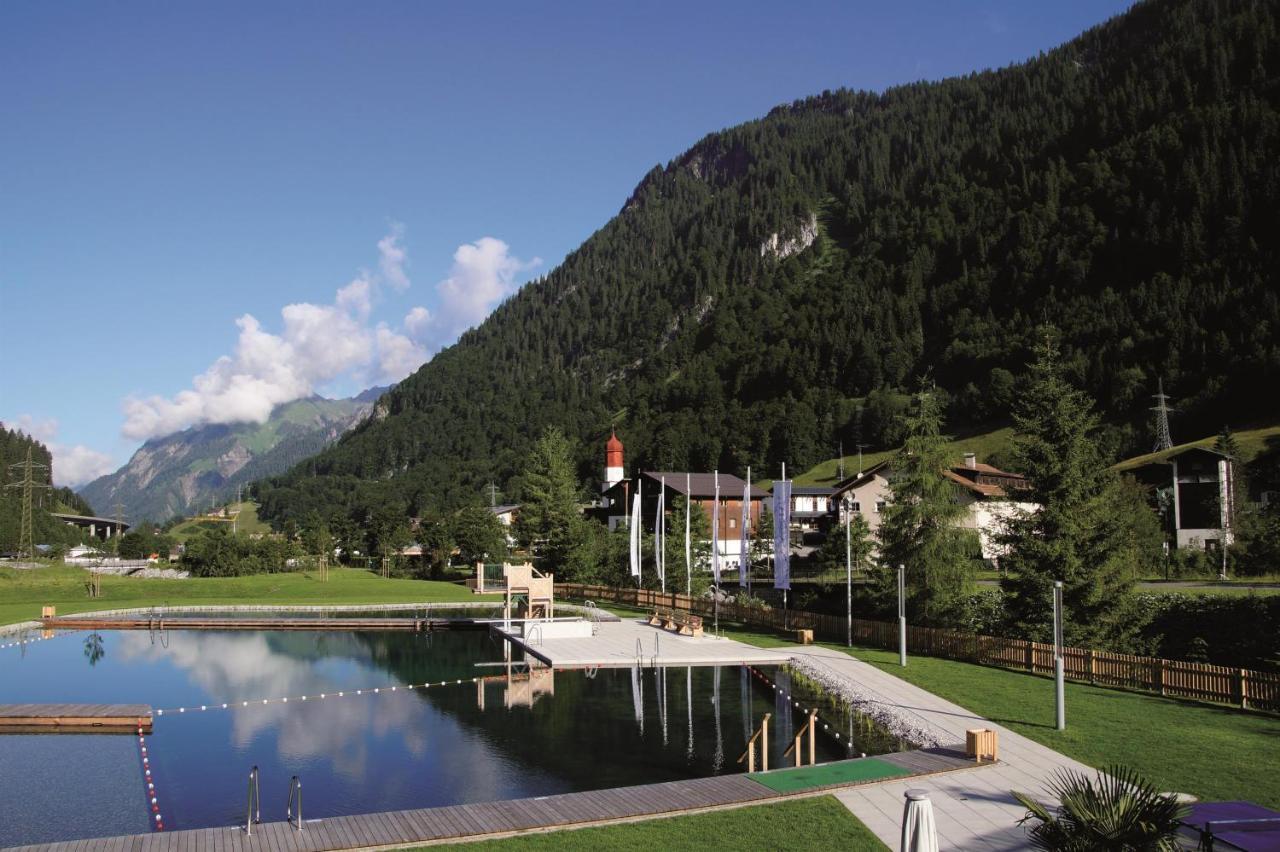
[80,390,387,523]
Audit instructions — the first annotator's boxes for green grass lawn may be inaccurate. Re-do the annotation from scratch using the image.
[0,564,496,626]
[167,501,271,541]
[432,795,886,851]
[684,615,1280,810]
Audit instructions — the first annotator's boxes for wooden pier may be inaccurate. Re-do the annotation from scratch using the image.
[0,703,152,734]
[3,748,979,851]
[41,616,489,632]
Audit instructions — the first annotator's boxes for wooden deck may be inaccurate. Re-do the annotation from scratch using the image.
[0,703,152,733]
[497,619,795,668]
[42,616,489,632]
[3,748,982,850]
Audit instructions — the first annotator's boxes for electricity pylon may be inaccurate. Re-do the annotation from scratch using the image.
[6,447,51,559]
[1152,379,1175,453]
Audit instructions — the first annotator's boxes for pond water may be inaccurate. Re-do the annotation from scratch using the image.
[0,625,904,846]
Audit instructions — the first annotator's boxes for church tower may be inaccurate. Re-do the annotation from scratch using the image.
[605,431,624,488]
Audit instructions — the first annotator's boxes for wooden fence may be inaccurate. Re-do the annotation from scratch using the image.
[557,583,1280,714]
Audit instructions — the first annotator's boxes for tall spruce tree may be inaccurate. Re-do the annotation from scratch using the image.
[878,388,971,624]
[515,427,584,570]
[1000,329,1134,645]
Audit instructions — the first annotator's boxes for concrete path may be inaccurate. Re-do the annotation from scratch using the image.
[791,645,1091,850]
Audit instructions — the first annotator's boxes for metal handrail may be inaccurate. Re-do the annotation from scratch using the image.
[244,766,261,834]
[286,775,303,830]
[527,624,544,646]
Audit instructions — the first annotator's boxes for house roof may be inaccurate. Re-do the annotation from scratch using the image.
[789,485,835,496]
[830,461,893,497]
[641,471,771,499]
[941,469,1010,498]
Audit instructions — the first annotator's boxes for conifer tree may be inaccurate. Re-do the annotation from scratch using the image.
[878,387,971,623]
[1000,328,1134,645]
[515,427,583,570]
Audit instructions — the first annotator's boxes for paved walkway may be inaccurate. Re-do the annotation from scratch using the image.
[791,645,1090,850]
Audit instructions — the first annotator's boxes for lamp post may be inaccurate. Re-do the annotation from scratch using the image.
[844,496,852,648]
[1053,580,1065,730]
[898,563,907,667]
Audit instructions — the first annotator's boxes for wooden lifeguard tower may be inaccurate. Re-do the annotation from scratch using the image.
[471,561,555,623]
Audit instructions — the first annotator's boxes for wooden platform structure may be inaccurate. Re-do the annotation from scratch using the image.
[495,618,793,668]
[0,703,152,734]
[4,748,978,851]
[41,616,490,632]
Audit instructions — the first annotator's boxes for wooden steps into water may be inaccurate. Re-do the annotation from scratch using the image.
[0,703,152,733]
[3,747,982,850]
[41,616,489,632]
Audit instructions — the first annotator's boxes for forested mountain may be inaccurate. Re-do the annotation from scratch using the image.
[0,425,95,552]
[258,0,1280,528]
[80,393,385,523]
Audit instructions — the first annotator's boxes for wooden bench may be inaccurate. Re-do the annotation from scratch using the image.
[966,728,998,763]
[649,608,703,638]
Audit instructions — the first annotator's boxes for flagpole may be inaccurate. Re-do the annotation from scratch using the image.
[658,476,666,595]
[781,462,787,629]
[743,465,751,596]
[713,470,720,637]
[685,473,691,597]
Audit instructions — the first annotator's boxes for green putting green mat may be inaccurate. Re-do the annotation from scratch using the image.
[748,757,911,793]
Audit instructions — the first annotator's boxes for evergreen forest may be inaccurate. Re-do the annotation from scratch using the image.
[257,0,1280,528]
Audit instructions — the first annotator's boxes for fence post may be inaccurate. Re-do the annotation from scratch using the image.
[1239,669,1248,710]
[1087,650,1096,686]
[1024,640,1034,672]
[1158,659,1166,696]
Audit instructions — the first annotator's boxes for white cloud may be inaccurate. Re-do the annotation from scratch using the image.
[121,226,409,441]
[117,227,537,442]
[378,222,410,291]
[429,237,540,346]
[375,324,428,382]
[11,415,116,488]
[403,306,431,338]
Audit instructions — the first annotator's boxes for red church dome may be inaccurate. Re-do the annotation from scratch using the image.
[606,431,624,468]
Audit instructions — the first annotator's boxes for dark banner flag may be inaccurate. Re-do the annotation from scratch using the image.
[773,480,791,590]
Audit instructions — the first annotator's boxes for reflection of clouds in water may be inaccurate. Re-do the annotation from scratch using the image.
[115,632,428,772]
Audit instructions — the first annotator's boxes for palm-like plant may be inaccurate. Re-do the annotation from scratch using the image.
[1013,764,1188,851]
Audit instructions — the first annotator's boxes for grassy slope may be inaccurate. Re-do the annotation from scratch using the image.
[793,421,1279,486]
[433,795,886,851]
[793,428,1014,485]
[0,565,495,626]
[1115,424,1280,472]
[168,501,271,542]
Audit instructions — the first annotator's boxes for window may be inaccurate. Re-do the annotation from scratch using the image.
[851,501,861,512]
[875,500,887,514]
[728,517,736,529]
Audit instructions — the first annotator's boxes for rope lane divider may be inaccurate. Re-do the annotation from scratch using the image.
[744,664,855,753]
[138,722,165,831]
[153,676,491,716]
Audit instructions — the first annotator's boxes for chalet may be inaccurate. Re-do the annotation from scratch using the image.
[788,485,837,532]
[1168,446,1235,551]
[830,454,1036,562]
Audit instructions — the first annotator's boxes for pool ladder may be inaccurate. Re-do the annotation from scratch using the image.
[244,766,261,834]
[287,775,303,830]
[243,766,303,833]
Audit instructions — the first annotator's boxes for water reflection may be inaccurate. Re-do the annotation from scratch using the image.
[0,628,897,846]
[83,632,105,666]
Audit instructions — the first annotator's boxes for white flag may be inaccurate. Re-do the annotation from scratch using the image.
[629,480,642,581]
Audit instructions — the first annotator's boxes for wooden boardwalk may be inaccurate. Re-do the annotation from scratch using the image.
[4,749,979,851]
[42,616,487,632]
[0,703,152,733]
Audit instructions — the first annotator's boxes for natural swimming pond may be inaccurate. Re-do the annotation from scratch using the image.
[0,623,907,846]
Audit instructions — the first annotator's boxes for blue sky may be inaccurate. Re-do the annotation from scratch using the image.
[0,0,1134,486]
